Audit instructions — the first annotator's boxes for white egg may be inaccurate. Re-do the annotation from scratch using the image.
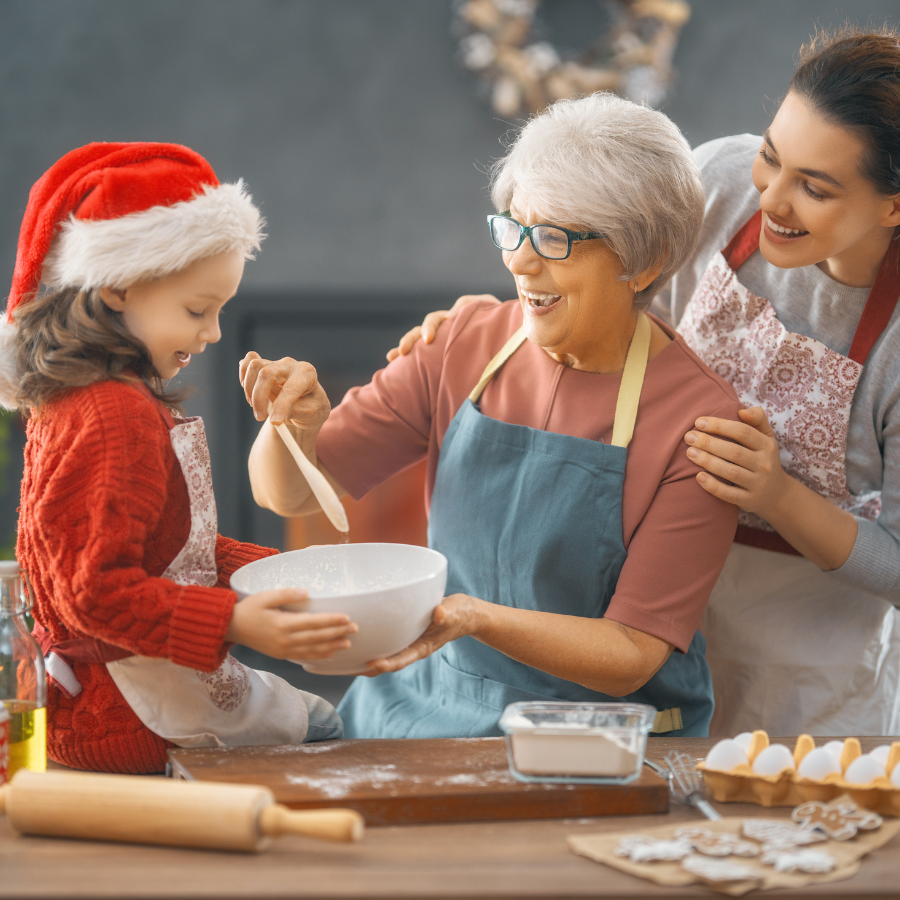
[823,740,845,758]
[796,747,841,780]
[733,732,753,753]
[891,761,900,787]
[843,754,887,785]
[751,743,795,776]
[869,745,892,767]
[705,738,749,772]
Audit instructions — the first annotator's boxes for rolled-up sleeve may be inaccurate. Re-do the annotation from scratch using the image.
[316,322,446,500]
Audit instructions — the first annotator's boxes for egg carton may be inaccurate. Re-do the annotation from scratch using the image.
[698,732,900,816]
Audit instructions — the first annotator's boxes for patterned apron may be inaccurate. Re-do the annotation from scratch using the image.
[678,210,900,735]
[41,385,340,748]
[338,315,714,739]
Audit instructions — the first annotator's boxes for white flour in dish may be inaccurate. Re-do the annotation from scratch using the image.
[504,717,639,777]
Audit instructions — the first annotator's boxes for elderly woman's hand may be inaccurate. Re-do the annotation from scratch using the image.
[684,407,788,517]
[362,594,487,675]
[239,351,331,429]
[386,294,502,361]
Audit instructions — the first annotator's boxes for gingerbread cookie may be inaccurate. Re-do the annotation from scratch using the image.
[741,819,827,850]
[791,799,882,841]
[760,848,835,874]
[614,834,692,862]
[681,854,760,885]
[674,826,759,858]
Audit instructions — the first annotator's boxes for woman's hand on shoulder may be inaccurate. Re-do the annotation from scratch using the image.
[684,406,787,516]
[225,588,358,660]
[362,593,486,675]
[385,294,502,362]
[239,352,331,429]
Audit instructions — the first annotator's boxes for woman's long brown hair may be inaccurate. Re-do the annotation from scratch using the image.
[791,24,900,196]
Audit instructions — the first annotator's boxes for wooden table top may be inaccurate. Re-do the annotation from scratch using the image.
[4,737,900,900]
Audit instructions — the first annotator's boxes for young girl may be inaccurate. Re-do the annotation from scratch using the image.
[3,142,357,774]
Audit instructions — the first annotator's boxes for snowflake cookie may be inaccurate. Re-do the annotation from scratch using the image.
[742,818,827,851]
[614,834,693,862]
[760,848,835,874]
[674,826,759,857]
[681,854,760,884]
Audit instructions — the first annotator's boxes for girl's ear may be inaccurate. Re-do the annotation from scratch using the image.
[882,194,900,229]
[98,287,127,312]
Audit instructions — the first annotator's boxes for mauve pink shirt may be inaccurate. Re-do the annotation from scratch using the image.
[317,300,740,653]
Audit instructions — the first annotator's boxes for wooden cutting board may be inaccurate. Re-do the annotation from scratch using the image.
[168,738,668,826]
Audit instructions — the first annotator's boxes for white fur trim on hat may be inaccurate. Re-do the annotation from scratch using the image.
[41,180,265,291]
[0,316,20,409]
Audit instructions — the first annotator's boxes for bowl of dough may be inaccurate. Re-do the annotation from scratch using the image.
[230,543,448,675]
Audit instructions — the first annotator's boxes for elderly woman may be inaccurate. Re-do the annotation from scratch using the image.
[241,94,740,738]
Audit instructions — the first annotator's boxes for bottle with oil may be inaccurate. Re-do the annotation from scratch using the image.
[0,559,46,776]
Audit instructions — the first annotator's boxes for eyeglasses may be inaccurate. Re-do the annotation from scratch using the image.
[487,212,606,260]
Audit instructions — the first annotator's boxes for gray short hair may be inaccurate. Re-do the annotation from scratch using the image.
[490,93,704,309]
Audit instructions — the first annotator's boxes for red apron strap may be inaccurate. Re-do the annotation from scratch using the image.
[721,210,763,271]
[127,379,176,430]
[847,233,900,364]
[32,620,133,665]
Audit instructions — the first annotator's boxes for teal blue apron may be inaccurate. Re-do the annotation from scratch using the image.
[338,315,713,738]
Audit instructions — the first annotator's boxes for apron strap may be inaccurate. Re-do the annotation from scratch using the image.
[32,620,134,698]
[468,328,528,404]
[722,215,900,366]
[611,313,651,449]
[848,232,900,364]
[652,707,683,734]
[722,209,763,272]
[468,315,652,450]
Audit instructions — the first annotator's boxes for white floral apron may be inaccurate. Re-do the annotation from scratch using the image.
[678,210,900,736]
[45,386,335,749]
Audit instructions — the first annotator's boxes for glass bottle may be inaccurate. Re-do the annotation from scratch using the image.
[0,559,46,776]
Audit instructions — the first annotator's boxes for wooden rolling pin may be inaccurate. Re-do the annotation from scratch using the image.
[0,769,364,851]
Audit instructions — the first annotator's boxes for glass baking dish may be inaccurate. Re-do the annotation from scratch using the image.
[498,701,656,785]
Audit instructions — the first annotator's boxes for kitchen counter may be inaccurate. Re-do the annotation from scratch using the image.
[3,737,900,900]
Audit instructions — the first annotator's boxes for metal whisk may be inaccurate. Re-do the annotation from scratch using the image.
[663,750,721,821]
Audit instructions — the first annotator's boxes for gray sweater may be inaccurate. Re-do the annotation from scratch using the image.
[654,134,900,602]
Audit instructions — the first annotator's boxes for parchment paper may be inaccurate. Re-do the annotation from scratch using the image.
[568,816,900,896]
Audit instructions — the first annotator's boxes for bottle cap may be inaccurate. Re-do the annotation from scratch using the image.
[0,560,18,577]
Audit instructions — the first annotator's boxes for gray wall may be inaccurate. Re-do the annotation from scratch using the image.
[1,0,898,544]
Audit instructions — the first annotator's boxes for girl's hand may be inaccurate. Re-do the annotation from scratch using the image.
[362,593,486,675]
[239,353,331,428]
[226,588,358,660]
[386,294,502,361]
[684,406,788,517]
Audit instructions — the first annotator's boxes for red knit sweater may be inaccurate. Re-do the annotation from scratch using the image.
[17,379,277,774]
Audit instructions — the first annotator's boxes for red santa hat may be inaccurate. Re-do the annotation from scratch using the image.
[0,141,264,406]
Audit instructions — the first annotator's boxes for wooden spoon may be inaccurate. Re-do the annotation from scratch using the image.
[267,401,349,534]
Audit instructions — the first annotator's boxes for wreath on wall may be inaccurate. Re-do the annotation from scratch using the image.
[456,0,691,116]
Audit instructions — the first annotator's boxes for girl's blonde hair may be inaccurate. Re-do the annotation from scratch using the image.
[13,287,184,415]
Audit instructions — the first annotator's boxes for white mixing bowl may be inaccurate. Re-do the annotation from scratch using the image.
[230,543,448,675]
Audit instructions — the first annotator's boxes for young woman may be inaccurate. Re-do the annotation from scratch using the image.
[395,26,900,736]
